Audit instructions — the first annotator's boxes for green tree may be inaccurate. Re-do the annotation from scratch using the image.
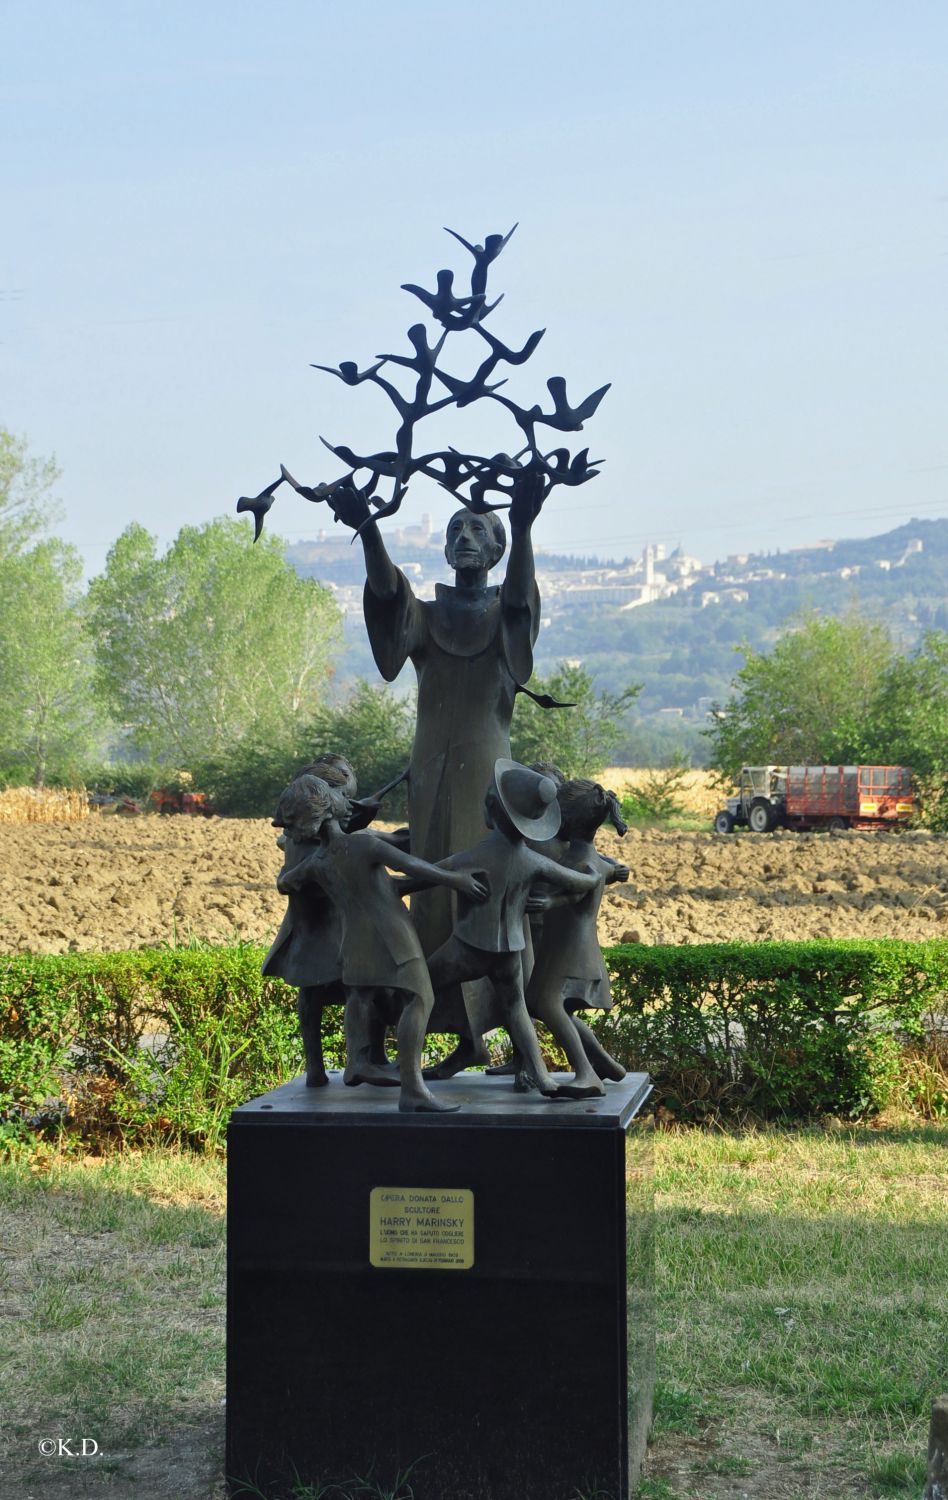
[87,518,341,766]
[706,611,894,776]
[862,631,948,826]
[198,679,416,818]
[510,663,641,778]
[0,428,61,555]
[0,541,102,786]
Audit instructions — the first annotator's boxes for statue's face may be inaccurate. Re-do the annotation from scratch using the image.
[444,511,503,572]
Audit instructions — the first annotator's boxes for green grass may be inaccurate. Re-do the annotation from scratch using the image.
[0,1148,226,1493]
[646,1119,948,1498]
[2,1124,945,1499]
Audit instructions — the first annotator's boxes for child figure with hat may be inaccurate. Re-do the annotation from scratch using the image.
[425,759,600,1099]
[525,778,631,1097]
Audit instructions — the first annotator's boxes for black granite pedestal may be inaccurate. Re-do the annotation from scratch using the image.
[226,1072,654,1500]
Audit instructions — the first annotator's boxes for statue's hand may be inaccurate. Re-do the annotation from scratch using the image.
[609,863,631,885]
[455,871,489,903]
[329,480,372,533]
[344,797,380,832]
[508,469,545,532]
[525,893,553,913]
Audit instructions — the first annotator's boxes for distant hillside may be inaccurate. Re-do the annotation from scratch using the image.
[287,515,948,766]
[537,516,948,707]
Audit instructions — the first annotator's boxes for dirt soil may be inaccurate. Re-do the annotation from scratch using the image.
[0,814,946,954]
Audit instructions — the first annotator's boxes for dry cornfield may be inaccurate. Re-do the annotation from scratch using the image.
[0,786,91,824]
[601,766,723,820]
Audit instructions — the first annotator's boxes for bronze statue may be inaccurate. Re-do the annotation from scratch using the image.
[247,227,616,1098]
[333,485,542,956]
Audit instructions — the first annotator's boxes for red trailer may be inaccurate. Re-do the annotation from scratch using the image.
[714,764,915,832]
[784,765,915,830]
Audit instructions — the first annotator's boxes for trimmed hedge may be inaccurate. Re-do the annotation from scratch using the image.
[1,940,946,1145]
[597,940,948,1121]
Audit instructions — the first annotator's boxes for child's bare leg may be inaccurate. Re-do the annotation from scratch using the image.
[571,1013,626,1081]
[395,980,459,1114]
[529,990,605,1097]
[298,986,328,1087]
[423,939,492,1080]
[344,989,400,1087]
[489,954,565,1098]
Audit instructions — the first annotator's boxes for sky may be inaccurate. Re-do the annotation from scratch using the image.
[3,1,947,576]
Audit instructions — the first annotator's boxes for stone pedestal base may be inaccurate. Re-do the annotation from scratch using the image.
[226,1071,654,1500]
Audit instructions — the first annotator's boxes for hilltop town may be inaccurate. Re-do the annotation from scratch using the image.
[287,515,932,623]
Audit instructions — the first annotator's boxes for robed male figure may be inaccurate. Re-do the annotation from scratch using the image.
[333,481,543,956]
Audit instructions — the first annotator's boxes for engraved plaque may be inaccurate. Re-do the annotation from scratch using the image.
[369,1187,474,1269]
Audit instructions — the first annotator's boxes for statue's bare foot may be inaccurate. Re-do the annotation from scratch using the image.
[399,1090,461,1114]
[593,1057,626,1082]
[485,1059,518,1076]
[423,1059,463,1081]
[304,1069,329,1088]
[424,1039,489,1081]
[528,1074,563,1098]
[513,1068,537,1093]
[547,1078,606,1100]
[344,1064,401,1088]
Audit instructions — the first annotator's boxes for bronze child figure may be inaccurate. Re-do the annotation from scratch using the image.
[424,759,601,1098]
[526,778,630,1097]
[264,753,403,1087]
[272,774,486,1113]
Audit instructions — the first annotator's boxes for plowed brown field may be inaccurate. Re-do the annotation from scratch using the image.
[1,813,946,954]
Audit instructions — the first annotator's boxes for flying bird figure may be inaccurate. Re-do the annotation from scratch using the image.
[376,322,448,378]
[530,376,612,432]
[400,269,501,330]
[473,325,546,366]
[319,439,404,478]
[236,476,283,541]
[310,359,386,386]
[280,464,379,506]
[444,223,519,295]
[538,446,604,486]
[433,367,508,406]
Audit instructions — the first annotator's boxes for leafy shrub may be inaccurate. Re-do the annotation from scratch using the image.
[0,948,326,1150]
[195,680,416,819]
[596,939,948,1121]
[620,760,690,825]
[196,741,301,819]
[80,761,168,802]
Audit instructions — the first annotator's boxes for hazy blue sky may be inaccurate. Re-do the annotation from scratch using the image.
[4,1,946,573]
